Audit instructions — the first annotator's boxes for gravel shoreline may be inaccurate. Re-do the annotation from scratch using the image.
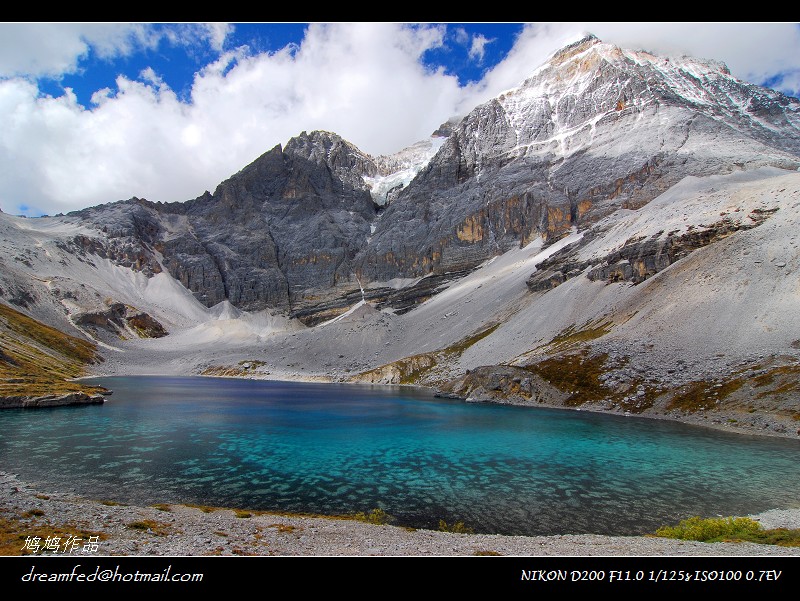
[3,472,799,557]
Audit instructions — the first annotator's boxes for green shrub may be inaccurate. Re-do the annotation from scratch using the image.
[655,516,763,541]
[125,520,171,536]
[438,519,474,534]
[353,508,390,525]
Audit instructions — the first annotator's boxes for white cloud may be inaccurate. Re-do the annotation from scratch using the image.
[139,67,162,86]
[202,23,234,52]
[1,22,798,217]
[0,23,233,79]
[468,34,494,63]
[453,27,469,46]
[0,23,101,78]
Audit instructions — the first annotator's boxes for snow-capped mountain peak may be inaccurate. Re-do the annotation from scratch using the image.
[492,34,799,163]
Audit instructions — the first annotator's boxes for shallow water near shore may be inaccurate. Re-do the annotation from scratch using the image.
[2,376,799,536]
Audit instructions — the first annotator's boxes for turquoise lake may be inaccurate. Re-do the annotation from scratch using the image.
[1,376,799,536]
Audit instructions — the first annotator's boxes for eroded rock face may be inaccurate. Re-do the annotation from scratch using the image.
[526,209,777,291]
[74,303,167,340]
[441,365,569,406]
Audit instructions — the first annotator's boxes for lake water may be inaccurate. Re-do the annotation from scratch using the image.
[1,376,799,536]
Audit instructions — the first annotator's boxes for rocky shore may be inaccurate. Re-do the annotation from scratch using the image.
[455,389,800,441]
[2,472,799,557]
[0,392,106,409]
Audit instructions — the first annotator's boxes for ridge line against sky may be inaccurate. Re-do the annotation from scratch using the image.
[1,22,798,216]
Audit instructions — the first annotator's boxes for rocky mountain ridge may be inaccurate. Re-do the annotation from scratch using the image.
[50,35,800,326]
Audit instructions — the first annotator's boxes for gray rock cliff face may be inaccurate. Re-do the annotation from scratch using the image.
[58,35,800,318]
[526,207,777,292]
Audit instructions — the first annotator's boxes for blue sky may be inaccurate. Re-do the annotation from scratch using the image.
[1,22,799,216]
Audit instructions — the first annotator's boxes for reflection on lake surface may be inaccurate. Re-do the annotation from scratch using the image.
[1,376,799,536]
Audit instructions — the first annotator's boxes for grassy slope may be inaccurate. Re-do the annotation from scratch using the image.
[0,302,106,398]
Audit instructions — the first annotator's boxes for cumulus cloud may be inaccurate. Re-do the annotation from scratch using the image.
[0,23,233,79]
[1,22,799,217]
[0,23,107,79]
